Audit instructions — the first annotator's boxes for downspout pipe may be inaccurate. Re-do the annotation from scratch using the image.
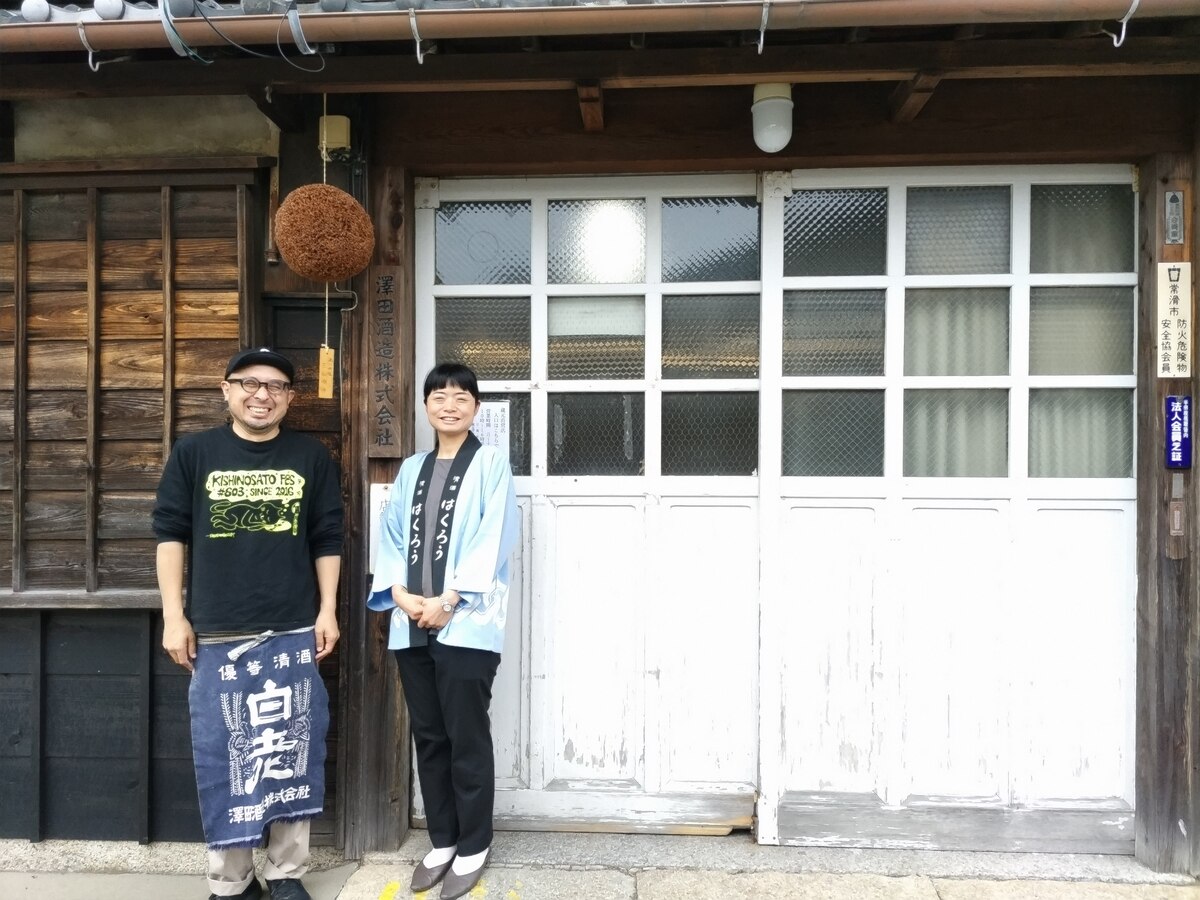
[3,0,1200,53]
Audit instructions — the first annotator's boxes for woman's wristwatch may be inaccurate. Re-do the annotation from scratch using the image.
[440,593,455,613]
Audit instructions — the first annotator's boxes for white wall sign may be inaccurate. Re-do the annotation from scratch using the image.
[368,482,392,574]
[1158,261,1193,379]
[472,400,511,455]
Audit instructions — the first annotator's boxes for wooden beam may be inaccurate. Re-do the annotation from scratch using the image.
[161,185,176,463]
[3,37,1200,100]
[85,188,99,593]
[251,89,312,134]
[0,102,13,163]
[577,82,605,132]
[12,190,25,593]
[889,71,942,123]
[1135,152,1198,874]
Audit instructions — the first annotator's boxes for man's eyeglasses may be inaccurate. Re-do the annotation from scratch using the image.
[227,378,292,396]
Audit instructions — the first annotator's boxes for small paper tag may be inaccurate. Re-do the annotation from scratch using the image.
[318,346,335,399]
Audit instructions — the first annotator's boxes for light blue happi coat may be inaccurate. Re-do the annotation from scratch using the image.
[368,444,519,653]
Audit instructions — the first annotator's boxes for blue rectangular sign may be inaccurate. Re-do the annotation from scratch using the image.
[1166,395,1192,469]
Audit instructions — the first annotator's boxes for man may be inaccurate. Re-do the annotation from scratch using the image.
[154,347,344,900]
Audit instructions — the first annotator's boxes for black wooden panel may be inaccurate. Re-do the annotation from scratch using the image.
[151,671,192,757]
[0,756,33,838]
[99,191,164,241]
[0,611,37,673]
[44,675,140,757]
[0,673,32,756]
[151,758,203,842]
[45,612,143,674]
[44,756,140,839]
[25,192,88,241]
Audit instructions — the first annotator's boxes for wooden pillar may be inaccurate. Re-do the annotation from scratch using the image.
[337,162,414,857]
[1135,150,1198,873]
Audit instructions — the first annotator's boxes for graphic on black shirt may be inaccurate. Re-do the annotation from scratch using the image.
[205,470,307,538]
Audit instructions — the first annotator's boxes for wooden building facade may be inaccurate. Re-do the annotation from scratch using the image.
[2,0,1200,874]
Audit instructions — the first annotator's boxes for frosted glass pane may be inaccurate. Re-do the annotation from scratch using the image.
[480,392,531,477]
[907,186,1011,275]
[1030,287,1134,375]
[784,188,887,276]
[782,391,884,477]
[662,392,758,476]
[1029,389,1133,477]
[549,199,645,284]
[662,197,760,282]
[548,296,645,380]
[783,290,885,376]
[1031,184,1134,273]
[435,201,531,285]
[905,288,1010,376]
[435,296,531,379]
[549,393,644,475]
[904,390,1008,477]
[662,294,759,379]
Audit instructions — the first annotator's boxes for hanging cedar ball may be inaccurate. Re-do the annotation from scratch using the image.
[275,183,375,282]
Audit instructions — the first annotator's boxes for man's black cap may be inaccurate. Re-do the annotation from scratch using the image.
[225,347,296,384]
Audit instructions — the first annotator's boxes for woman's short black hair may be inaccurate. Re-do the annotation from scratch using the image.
[423,362,481,402]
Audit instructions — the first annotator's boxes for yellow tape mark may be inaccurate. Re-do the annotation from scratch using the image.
[507,890,521,899]
[469,879,489,897]
[378,881,402,900]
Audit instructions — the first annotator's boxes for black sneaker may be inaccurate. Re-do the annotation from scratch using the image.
[209,879,263,900]
[266,879,312,900]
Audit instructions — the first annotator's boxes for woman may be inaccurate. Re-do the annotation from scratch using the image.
[368,363,519,899]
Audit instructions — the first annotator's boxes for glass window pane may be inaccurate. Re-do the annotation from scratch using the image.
[662,392,758,476]
[479,393,531,477]
[1031,184,1134,273]
[549,393,644,475]
[905,288,1010,376]
[785,188,887,276]
[783,290,885,376]
[1030,287,1134,375]
[549,199,645,284]
[435,297,531,380]
[782,391,884,477]
[1029,389,1133,477]
[663,294,759,379]
[435,201,531,285]
[904,389,1008,477]
[662,197,760,282]
[907,186,1011,275]
[548,296,644,380]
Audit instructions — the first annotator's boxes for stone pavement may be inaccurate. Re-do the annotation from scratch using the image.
[3,830,1200,899]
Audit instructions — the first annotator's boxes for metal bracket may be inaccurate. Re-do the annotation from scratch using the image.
[414,177,441,210]
[409,9,425,65]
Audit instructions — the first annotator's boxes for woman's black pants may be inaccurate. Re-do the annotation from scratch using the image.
[393,641,501,856]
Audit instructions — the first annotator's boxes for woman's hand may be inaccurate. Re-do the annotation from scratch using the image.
[417,590,460,630]
[392,585,425,621]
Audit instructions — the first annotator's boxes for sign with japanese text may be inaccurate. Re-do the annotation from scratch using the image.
[1157,262,1193,379]
[1166,395,1192,470]
[472,400,511,456]
[369,266,403,457]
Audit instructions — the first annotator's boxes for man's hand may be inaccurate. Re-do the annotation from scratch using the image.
[315,609,340,661]
[163,616,197,672]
